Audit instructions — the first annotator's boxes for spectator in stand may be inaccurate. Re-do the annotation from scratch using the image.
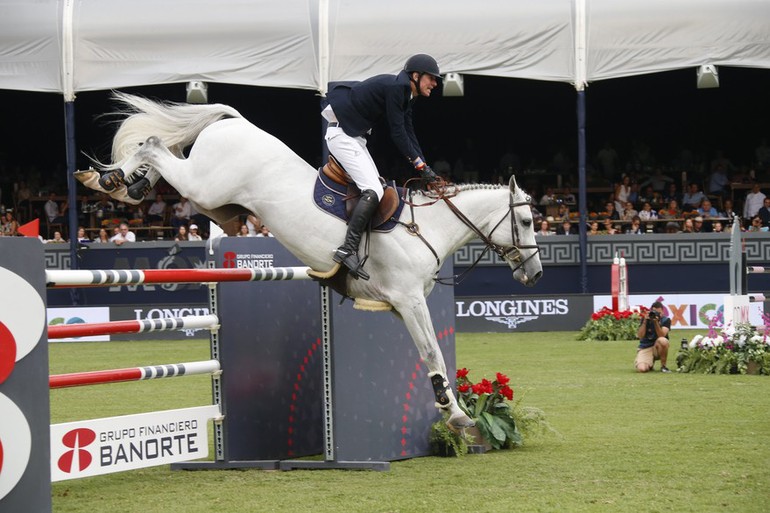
[712,220,725,233]
[664,221,680,234]
[14,181,32,220]
[556,203,571,221]
[638,202,658,222]
[2,211,19,236]
[596,141,619,179]
[708,164,731,199]
[47,231,67,244]
[110,222,135,246]
[662,182,679,204]
[246,214,261,236]
[556,219,577,235]
[171,197,192,228]
[748,215,765,232]
[640,167,674,193]
[602,218,619,235]
[44,192,66,225]
[188,224,203,241]
[536,220,553,236]
[698,198,719,218]
[255,225,275,238]
[75,226,90,244]
[658,199,681,220]
[93,228,110,243]
[614,175,632,212]
[758,197,770,227]
[236,224,251,237]
[625,216,644,235]
[604,201,620,221]
[743,183,766,219]
[621,201,638,221]
[587,221,601,236]
[692,216,706,233]
[722,199,736,220]
[146,193,167,224]
[539,187,556,206]
[627,182,640,205]
[560,187,576,205]
[681,183,706,211]
[174,225,189,241]
[681,218,696,233]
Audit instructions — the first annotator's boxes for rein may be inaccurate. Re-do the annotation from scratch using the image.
[395,180,540,285]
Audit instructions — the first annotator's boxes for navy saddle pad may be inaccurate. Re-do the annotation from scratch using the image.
[312,170,405,233]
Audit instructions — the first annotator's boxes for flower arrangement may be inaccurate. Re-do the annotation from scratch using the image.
[430,368,556,456]
[677,311,770,375]
[577,306,646,341]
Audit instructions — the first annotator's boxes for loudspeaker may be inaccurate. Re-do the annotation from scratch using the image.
[696,65,719,89]
[186,81,209,103]
[442,72,464,97]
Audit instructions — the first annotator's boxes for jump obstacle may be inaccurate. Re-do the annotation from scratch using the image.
[0,236,455,511]
[724,217,770,325]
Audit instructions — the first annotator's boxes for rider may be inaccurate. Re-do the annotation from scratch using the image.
[322,54,441,280]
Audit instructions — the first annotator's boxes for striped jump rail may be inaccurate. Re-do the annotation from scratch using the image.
[49,359,221,389]
[748,294,769,303]
[47,314,219,339]
[746,266,770,274]
[45,266,312,288]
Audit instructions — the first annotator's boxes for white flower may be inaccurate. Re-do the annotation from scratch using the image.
[689,335,703,349]
[736,335,747,348]
[750,335,763,344]
[701,337,714,348]
[714,336,724,347]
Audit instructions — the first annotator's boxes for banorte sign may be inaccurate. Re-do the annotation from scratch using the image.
[0,265,47,504]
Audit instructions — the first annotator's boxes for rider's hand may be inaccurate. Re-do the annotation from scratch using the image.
[419,165,438,183]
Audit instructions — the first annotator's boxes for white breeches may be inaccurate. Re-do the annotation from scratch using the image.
[324,126,384,200]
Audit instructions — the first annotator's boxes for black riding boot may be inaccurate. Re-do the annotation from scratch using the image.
[333,189,379,280]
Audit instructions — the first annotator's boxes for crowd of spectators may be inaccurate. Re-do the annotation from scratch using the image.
[1,137,769,241]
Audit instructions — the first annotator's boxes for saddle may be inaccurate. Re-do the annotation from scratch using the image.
[321,155,400,229]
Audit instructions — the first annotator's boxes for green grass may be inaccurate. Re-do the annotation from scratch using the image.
[49,332,770,513]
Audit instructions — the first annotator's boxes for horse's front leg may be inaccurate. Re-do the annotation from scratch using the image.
[395,296,475,431]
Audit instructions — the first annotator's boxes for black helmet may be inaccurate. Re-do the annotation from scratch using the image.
[404,54,440,78]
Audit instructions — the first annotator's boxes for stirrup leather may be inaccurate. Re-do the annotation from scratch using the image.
[429,372,451,409]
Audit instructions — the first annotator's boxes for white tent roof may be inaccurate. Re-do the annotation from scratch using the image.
[1,0,769,99]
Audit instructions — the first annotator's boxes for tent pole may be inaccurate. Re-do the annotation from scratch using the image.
[64,99,80,304]
[576,90,588,293]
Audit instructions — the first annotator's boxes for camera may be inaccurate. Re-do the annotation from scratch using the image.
[648,310,659,320]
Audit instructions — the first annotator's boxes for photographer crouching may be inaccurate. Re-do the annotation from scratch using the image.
[635,301,671,373]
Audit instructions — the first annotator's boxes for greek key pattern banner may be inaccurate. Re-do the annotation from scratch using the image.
[453,234,770,267]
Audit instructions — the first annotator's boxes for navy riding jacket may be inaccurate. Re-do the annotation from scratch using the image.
[326,71,424,163]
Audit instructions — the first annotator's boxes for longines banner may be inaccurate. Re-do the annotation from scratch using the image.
[455,295,594,332]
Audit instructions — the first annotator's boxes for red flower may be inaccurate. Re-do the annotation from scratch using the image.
[479,378,494,394]
[500,385,514,401]
[458,384,470,393]
[456,368,469,379]
[495,372,510,386]
[471,382,485,395]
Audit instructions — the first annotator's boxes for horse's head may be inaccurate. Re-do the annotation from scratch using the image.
[492,176,543,287]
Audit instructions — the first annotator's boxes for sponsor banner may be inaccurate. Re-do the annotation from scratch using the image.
[455,295,594,332]
[47,307,110,342]
[222,250,275,269]
[593,294,766,329]
[50,405,219,482]
[110,305,210,341]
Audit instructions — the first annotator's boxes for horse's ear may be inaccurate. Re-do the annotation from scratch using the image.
[508,175,518,192]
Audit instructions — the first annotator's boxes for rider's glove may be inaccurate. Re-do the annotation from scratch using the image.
[413,157,438,182]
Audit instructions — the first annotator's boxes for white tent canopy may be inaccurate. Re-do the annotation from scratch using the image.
[1,0,769,99]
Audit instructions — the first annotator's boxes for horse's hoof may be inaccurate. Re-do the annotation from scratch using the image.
[127,177,151,201]
[98,169,125,191]
[446,411,475,433]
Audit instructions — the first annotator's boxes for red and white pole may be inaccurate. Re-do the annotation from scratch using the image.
[47,314,219,339]
[49,359,220,389]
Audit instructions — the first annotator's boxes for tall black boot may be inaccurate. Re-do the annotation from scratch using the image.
[333,189,379,280]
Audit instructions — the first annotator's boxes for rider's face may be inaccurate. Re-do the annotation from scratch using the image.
[412,73,438,97]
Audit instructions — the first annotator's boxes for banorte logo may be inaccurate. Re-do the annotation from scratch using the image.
[223,251,237,269]
[0,266,46,500]
[57,428,96,473]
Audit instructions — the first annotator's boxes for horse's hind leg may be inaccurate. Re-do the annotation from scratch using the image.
[395,297,475,431]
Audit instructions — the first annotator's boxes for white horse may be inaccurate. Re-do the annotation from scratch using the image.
[76,93,543,430]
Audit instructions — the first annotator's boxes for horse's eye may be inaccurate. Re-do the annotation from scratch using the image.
[522,218,532,227]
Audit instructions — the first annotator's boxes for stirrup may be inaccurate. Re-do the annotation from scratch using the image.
[333,249,370,280]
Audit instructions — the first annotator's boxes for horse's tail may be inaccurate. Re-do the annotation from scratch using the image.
[104,92,244,170]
